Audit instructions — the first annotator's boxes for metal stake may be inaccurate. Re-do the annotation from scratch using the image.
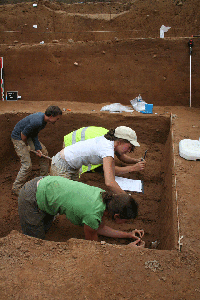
[188,39,193,108]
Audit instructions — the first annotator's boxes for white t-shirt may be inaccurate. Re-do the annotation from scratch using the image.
[63,136,114,169]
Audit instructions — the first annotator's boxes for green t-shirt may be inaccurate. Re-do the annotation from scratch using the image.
[36,176,106,230]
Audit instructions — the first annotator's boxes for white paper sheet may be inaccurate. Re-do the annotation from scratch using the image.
[115,176,143,193]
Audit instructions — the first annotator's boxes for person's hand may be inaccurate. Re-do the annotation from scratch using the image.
[136,158,143,162]
[127,161,146,173]
[128,240,145,248]
[26,145,31,152]
[36,150,43,157]
[130,229,144,240]
[134,161,146,171]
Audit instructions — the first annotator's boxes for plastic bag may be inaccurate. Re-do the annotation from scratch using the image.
[130,95,147,112]
[100,103,133,113]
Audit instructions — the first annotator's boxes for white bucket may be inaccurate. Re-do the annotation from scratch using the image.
[179,139,200,161]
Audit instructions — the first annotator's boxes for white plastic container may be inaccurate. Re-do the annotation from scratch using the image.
[179,139,200,161]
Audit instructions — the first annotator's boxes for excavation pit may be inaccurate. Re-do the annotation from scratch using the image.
[0,112,176,250]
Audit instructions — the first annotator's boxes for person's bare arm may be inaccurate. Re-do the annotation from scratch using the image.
[114,153,146,175]
[115,161,146,176]
[103,156,126,194]
[84,217,144,246]
[97,224,133,239]
[97,219,144,240]
[84,223,138,241]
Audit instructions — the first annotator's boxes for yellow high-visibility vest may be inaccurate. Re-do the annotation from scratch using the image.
[63,126,109,174]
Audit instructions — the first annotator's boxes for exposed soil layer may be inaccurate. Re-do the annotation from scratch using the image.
[0,0,200,106]
[0,0,200,299]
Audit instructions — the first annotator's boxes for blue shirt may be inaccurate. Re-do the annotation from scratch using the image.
[11,112,47,150]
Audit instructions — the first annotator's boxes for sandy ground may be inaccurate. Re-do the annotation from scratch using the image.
[0,0,200,299]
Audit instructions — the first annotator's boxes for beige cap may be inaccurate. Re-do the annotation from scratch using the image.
[114,126,140,147]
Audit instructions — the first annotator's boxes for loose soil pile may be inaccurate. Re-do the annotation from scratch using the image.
[0,1,200,299]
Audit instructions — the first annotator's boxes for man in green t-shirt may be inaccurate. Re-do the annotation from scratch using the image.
[18,176,145,248]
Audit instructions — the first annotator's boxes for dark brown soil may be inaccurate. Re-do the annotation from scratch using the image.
[0,1,200,299]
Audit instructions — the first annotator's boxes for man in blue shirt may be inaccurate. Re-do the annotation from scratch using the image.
[11,106,62,196]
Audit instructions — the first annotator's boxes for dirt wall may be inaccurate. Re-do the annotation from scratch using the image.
[159,130,177,250]
[1,39,200,107]
[0,0,200,107]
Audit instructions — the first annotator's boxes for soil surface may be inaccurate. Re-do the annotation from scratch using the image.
[0,1,200,299]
